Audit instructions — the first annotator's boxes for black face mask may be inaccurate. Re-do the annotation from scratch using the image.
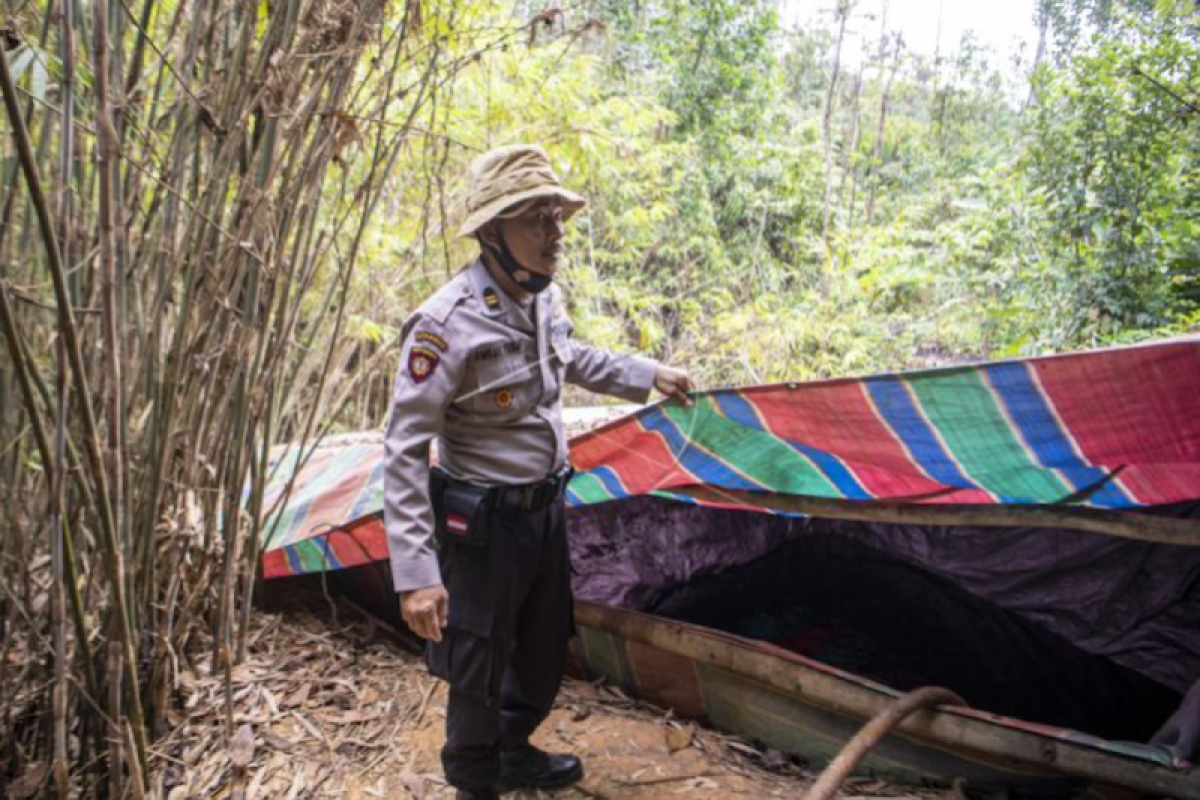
[485,231,553,295]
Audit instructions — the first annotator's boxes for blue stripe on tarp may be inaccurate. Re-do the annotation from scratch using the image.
[347,456,386,520]
[311,534,344,570]
[713,392,873,500]
[866,378,977,491]
[591,465,633,500]
[284,542,305,575]
[642,408,769,491]
[984,363,1131,508]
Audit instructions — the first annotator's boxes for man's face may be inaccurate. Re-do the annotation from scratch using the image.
[495,199,567,276]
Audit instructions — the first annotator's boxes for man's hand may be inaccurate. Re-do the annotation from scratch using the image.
[654,365,693,406]
[400,584,449,642]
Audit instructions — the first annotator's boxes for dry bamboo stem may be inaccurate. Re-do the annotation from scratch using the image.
[1,0,498,790]
[0,39,150,779]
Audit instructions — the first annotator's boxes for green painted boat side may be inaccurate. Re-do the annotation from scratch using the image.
[571,600,1200,798]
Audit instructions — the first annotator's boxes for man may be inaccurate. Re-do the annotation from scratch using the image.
[384,144,691,800]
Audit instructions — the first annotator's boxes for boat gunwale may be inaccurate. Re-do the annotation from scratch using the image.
[574,599,1199,797]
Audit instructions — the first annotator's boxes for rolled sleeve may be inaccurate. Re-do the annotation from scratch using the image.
[383,318,464,593]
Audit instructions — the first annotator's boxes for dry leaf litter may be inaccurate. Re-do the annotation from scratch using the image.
[146,591,961,799]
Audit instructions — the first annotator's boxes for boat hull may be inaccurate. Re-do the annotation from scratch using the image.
[571,600,1200,798]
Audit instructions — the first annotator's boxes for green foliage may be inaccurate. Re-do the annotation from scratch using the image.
[356,0,1198,392]
[1022,0,1199,343]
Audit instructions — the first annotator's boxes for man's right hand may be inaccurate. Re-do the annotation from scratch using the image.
[400,584,449,642]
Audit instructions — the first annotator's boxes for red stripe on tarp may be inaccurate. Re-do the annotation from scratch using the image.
[1033,342,1200,505]
[262,516,387,579]
[262,547,292,579]
[571,416,699,494]
[742,382,994,504]
[326,516,388,567]
[293,472,368,543]
[1109,465,1200,507]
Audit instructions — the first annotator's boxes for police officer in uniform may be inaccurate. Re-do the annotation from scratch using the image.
[384,144,692,799]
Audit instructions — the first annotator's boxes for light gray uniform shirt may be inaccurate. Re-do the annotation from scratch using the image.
[384,258,659,593]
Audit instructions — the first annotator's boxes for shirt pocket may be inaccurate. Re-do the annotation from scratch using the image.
[468,355,536,415]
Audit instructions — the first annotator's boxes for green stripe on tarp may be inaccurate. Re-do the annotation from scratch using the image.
[908,370,1073,503]
[292,537,337,573]
[569,471,616,504]
[661,397,841,497]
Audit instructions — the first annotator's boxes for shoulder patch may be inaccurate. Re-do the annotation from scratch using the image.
[408,345,441,384]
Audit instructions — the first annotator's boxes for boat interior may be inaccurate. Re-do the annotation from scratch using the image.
[567,495,1200,745]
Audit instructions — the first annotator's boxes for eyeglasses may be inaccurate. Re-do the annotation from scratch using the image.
[517,203,565,231]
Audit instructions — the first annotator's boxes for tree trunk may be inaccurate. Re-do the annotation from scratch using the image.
[866,35,903,225]
[1025,0,1051,110]
[821,0,853,293]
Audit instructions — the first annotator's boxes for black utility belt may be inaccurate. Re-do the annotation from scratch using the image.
[430,465,573,548]
[488,466,574,511]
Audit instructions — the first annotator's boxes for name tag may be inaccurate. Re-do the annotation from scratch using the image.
[471,341,523,362]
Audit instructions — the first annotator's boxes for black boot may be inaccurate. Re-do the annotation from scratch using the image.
[454,789,500,800]
[498,743,584,791]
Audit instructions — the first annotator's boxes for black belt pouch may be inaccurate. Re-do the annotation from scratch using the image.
[430,467,491,549]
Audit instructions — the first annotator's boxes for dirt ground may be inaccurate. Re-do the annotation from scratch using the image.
[149,597,958,799]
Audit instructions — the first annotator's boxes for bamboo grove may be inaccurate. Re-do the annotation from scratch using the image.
[0,0,547,794]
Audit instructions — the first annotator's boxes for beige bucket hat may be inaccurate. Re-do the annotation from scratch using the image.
[457,144,586,238]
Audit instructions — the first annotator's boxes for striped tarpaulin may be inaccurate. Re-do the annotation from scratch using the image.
[568,337,1200,509]
[258,336,1200,579]
[256,440,388,578]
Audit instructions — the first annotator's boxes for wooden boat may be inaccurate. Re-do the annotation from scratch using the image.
[300,550,1198,798]
[571,599,1199,798]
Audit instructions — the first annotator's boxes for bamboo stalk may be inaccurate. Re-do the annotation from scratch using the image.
[51,7,76,796]
[1,0,458,789]
[50,316,69,800]
[0,38,149,778]
[107,635,123,800]
[94,0,128,626]
[0,281,54,477]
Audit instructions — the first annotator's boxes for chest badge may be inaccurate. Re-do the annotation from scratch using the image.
[483,287,501,311]
[408,345,440,384]
[494,388,514,409]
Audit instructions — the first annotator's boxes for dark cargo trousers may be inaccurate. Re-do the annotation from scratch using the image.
[426,494,574,792]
